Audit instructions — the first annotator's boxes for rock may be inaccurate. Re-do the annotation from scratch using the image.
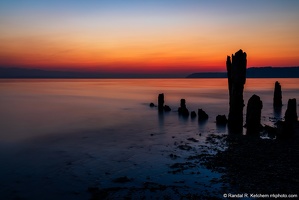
[178,99,189,117]
[198,109,208,121]
[149,102,155,107]
[264,125,277,138]
[191,111,197,118]
[164,105,171,112]
[187,137,199,142]
[112,176,132,183]
[273,81,282,107]
[227,49,247,133]
[245,94,263,135]
[169,153,179,159]
[158,93,164,112]
[177,144,192,151]
[216,115,228,125]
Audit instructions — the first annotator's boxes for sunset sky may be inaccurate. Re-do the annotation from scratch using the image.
[0,0,299,75]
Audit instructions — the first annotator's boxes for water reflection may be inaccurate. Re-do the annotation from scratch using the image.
[158,110,164,128]
[1,78,298,142]
[0,78,298,199]
[198,119,208,131]
[216,124,227,133]
[178,114,189,123]
[273,106,282,119]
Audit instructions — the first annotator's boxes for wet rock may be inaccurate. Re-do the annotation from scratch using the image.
[158,93,164,112]
[178,99,189,117]
[263,125,277,138]
[169,153,179,159]
[164,105,171,112]
[169,162,196,171]
[187,137,199,142]
[142,182,167,192]
[149,102,155,107]
[227,49,247,133]
[177,144,192,151]
[198,109,208,121]
[245,94,263,135]
[174,180,185,184]
[201,131,299,194]
[112,176,133,183]
[216,115,228,125]
[191,111,197,118]
[273,81,282,107]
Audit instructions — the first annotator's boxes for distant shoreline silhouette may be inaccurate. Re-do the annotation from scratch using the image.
[1,66,299,78]
[187,66,299,78]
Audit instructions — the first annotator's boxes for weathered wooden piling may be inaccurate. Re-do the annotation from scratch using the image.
[245,94,263,135]
[273,81,282,107]
[285,98,297,124]
[158,93,164,112]
[178,99,189,117]
[227,49,247,133]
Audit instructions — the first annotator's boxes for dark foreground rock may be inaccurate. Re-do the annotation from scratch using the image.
[112,176,133,183]
[202,125,299,194]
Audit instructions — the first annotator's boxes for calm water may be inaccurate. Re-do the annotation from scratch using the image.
[0,78,298,199]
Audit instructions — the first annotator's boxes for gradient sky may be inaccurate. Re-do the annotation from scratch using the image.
[0,0,299,75]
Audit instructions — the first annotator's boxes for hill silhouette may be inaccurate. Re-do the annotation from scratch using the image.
[187,67,299,78]
[0,66,299,78]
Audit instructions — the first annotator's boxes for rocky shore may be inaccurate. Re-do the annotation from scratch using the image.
[201,123,299,194]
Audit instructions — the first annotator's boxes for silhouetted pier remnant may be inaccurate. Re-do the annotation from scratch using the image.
[164,105,171,112]
[198,109,208,121]
[178,99,189,117]
[191,111,197,118]
[273,81,282,108]
[245,95,263,135]
[216,115,228,125]
[277,98,298,138]
[227,49,247,133]
[149,103,155,107]
[285,99,297,124]
[158,93,164,112]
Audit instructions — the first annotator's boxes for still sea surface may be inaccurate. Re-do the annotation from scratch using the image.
[0,78,298,199]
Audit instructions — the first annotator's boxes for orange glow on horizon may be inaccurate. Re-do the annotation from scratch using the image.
[1,0,299,74]
[1,36,298,74]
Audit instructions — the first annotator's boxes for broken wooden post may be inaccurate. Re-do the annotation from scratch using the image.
[227,49,247,133]
[273,81,282,108]
[245,94,263,135]
[158,93,164,112]
[178,99,189,117]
